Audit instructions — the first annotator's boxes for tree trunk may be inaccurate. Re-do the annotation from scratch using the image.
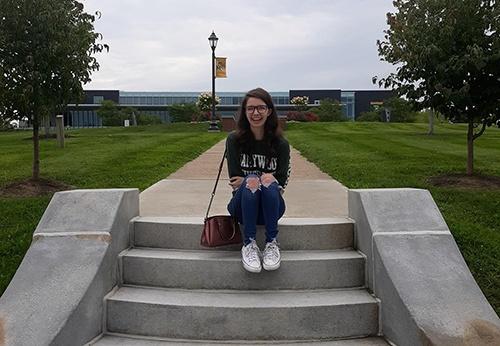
[132,111,137,126]
[467,120,474,175]
[32,109,40,181]
[428,108,434,135]
[44,115,50,138]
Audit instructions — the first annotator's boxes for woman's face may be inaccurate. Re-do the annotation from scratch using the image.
[245,97,270,129]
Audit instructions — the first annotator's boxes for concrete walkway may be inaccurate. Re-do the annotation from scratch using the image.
[140,139,348,218]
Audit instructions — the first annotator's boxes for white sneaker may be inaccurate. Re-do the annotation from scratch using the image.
[241,240,261,273]
[262,239,281,271]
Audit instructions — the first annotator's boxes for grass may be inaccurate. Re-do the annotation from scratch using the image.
[0,123,226,294]
[286,121,500,314]
[1,122,499,315]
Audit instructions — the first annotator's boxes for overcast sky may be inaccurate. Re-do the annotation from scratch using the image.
[81,0,397,92]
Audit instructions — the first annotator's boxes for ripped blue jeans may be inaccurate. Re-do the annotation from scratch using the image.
[227,174,286,245]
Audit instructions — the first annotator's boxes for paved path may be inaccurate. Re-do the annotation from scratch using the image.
[140,139,348,218]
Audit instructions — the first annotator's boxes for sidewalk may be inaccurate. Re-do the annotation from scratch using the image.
[140,139,348,218]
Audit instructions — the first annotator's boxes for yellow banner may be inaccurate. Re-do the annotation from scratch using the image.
[215,57,227,78]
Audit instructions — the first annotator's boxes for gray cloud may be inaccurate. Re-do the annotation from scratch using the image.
[82,0,396,91]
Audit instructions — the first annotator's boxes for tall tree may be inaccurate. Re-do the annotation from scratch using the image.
[0,0,107,180]
[374,0,500,174]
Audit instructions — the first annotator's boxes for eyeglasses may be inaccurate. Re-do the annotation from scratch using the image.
[246,105,269,114]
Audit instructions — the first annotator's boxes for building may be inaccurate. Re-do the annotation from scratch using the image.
[65,89,394,128]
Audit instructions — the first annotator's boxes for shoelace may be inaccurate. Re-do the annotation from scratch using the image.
[245,243,260,262]
[264,242,279,260]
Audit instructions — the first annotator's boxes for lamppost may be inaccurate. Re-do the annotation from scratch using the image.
[208,31,219,132]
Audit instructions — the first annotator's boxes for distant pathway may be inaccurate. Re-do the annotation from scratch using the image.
[140,140,348,218]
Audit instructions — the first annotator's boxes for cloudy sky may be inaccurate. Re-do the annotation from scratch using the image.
[81,0,397,92]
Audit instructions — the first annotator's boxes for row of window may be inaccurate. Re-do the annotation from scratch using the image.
[69,110,102,127]
[88,94,356,122]
[116,96,291,106]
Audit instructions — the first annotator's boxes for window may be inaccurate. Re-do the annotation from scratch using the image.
[93,96,104,104]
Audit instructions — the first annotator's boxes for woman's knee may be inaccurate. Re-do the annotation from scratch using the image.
[261,181,280,195]
[243,174,261,194]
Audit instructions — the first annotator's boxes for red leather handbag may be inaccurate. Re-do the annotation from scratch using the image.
[201,149,242,247]
[201,215,241,247]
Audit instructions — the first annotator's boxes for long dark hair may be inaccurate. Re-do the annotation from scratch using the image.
[235,87,283,154]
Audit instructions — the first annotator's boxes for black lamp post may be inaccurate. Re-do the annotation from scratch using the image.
[208,31,219,132]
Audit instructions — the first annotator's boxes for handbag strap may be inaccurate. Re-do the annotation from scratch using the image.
[205,147,227,220]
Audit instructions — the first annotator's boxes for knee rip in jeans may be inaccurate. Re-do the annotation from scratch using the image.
[245,176,261,194]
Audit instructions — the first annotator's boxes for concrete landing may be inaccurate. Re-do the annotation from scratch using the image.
[140,139,347,218]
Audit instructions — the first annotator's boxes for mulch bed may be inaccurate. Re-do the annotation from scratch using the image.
[0,178,75,197]
[23,133,74,140]
[428,174,500,189]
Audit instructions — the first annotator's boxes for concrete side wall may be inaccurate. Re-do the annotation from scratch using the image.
[348,188,500,346]
[0,189,139,346]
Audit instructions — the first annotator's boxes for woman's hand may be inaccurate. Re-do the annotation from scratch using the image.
[229,176,244,190]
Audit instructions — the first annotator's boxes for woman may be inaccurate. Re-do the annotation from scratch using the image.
[226,87,291,273]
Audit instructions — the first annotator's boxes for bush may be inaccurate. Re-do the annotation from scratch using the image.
[136,113,162,125]
[357,111,382,122]
[286,111,319,122]
[169,103,201,123]
[196,92,220,113]
[290,96,309,113]
[311,99,346,122]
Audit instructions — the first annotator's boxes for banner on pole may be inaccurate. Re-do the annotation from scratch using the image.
[215,57,227,78]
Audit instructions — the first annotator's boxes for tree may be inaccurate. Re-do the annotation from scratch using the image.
[383,97,418,122]
[311,98,346,122]
[374,0,500,175]
[169,103,201,122]
[0,0,107,180]
[97,100,126,126]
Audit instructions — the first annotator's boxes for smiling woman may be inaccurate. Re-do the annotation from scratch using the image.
[225,87,291,273]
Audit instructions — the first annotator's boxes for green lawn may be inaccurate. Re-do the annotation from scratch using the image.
[0,123,226,294]
[1,122,499,315]
[286,122,500,314]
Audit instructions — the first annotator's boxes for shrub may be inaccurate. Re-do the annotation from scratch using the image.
[357,111,382,122]
[286,111,319,122]
[136,113,162,125]
[196,92,220,113]
[311,98,346,122]
[290,96,309,112]
[169,103,201,123]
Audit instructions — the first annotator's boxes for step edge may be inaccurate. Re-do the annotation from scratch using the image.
[106,285,377,307]
[94,332,388,345]
[122,248,364,261]
[135,216,354,226]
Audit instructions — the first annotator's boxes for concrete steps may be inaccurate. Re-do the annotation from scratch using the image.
[92,334,389,345]
[121,248,365,290]
[96,217,385,344]
[133,217,354,250]
[105,286,379,341]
